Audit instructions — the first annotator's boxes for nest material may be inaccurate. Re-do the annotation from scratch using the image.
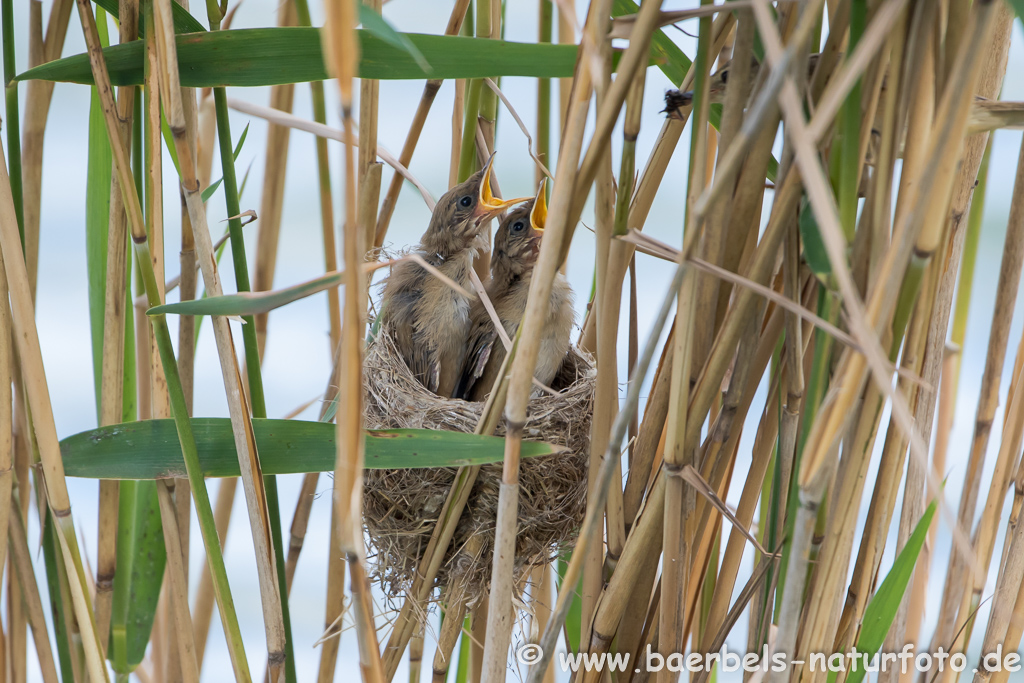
[363,330,595,606]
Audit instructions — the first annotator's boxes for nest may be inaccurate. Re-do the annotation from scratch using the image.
[363,330,595,606]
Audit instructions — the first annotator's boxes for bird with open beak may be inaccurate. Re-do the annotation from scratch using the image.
[380,154,529,398]
[455,180,575,402]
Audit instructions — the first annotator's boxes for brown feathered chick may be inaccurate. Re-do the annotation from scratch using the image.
[380,154,529,398]
[455,183,574,402]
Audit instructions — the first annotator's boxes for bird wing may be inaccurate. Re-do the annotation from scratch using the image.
[380,258,437,387]
[454,315,497,401]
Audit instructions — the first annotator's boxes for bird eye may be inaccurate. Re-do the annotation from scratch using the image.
[720,69,729,83]
[512,221,526,232]
[459,195,473,208]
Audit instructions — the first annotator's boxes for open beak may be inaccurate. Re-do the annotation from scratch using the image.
[530,179,548,234]
[473,153,531,221]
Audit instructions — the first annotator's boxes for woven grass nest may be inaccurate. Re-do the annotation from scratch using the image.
[363,329,595,606]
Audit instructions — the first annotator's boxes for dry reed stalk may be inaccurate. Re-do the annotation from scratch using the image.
[776,233,804,554]
[810,87,957,661]
[480,0,610,670]
[688,171,798,452]
[681,293,785,642]
[527,245,686,683]
[283,343,342,603]
[475,0,500,195]
[602,60,648,570]
[94,0,138,647]
[630,584,662,683]
[0,24,108,679]
[431,590,467,683]
[659,0,713,667]
[253,0,297,359]
[314,500,346,683]
[147,17,184,677]
[408,618,425,683]
[197,92,216,189]
[556,0,573,136]
[749,1,903,676]
[7,373,28,683]
[135,276,152,419]
[832,374,911,656]
[971,474,1024,683]
[873,265,941,675]
[359,0,381,232]
[757,2,1001,682]
[0,223,9,683]
[992,495,1024,683]
[360,163,383,262]
[528,565,554,683]
[155,481,201,682]
[905,340,958,648]
[8,501,58,683]
[321,0,384,678]
[284,470,318,591]
[693,10,754,371]
[334,159,382,676]
[374,0,471,245]
[620,321,674,527]
[174,0,199,418]
[698,344,795,648]
[20,0,72,300]
[578,115,685,352]
[585,299,787,680]
[192,476,236,671]
[900,26,1011,662]
[828,12,913,652]
[469,598,488,683]
[581,16,617,645]
[450,75,465,189]
[951,341,1024,662]
[930,30,1019,675]
[170,0,198,622]
[586,150,618,625]
[585,467,666,670]
[151,1,289,676]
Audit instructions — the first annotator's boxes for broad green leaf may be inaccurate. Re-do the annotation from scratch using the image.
[61,419,564,479]
[86,84,112,419]
[359,6,430,73]
[92,0,206,34]
[149,268,345,317]
[109,481,165,673]
[455,617,471,683]
[18,28,581,87]
[35,508,75,682]
[556,554,583,654]
[799,195,832,279]
[831,497,938,683]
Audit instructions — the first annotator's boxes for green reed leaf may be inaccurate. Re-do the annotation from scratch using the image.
[18,28,580,87]
[61,419,564,479]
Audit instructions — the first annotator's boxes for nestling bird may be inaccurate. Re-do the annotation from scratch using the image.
[455,182,574,402]
[380,154,529,398]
